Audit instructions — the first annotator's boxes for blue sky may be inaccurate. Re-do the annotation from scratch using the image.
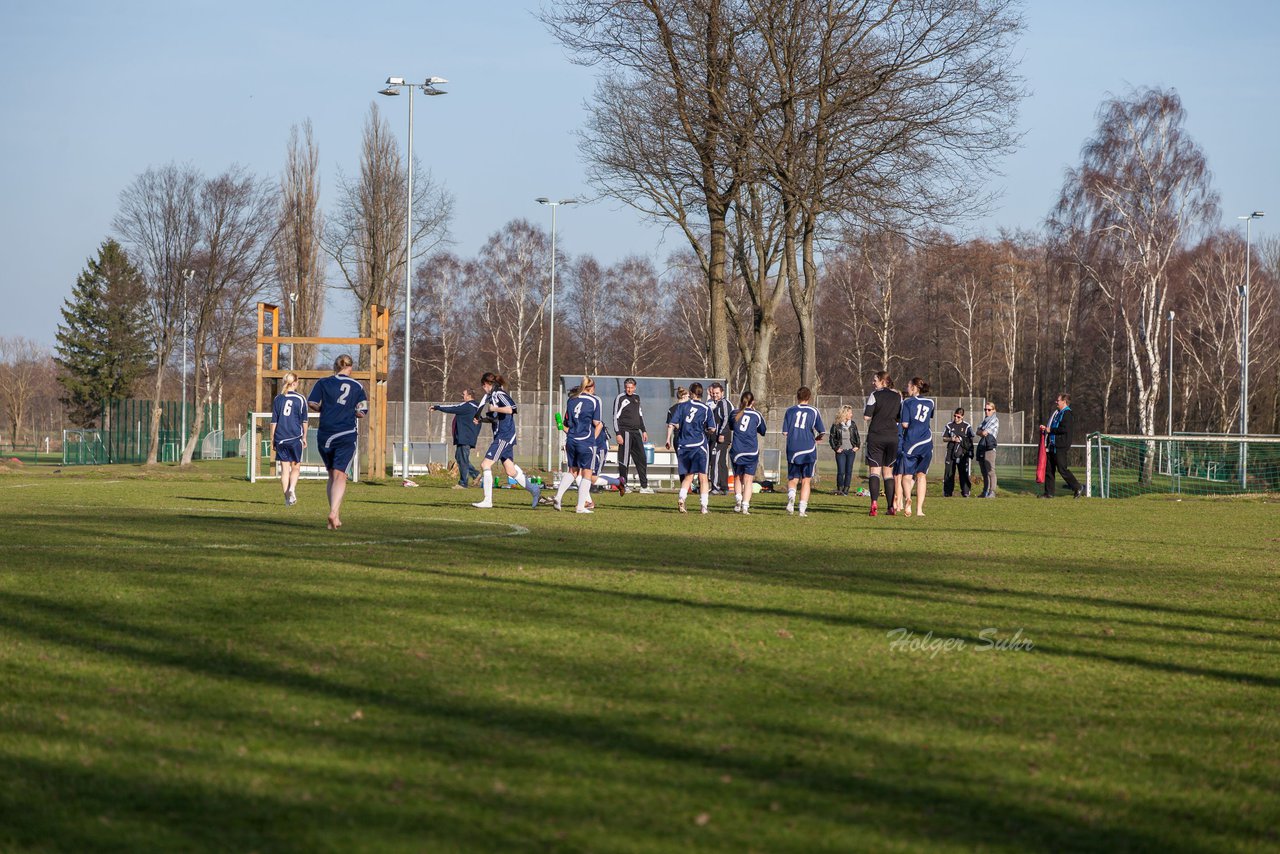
[1,0,1276,347]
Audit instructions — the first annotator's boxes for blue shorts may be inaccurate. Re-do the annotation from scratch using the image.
[732,452,758,477]
[593,445,608,472]
[787,452,816,481]
[484,437,515,463]
[565,437,594,470]
[677,445,708,477]
[901,449,933,475]
[274,439,303,463]
[318,437,356,473]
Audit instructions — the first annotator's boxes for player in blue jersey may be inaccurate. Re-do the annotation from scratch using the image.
[729,391,766,515]
[270,372,309,506]
[553,377,604,513]
[782,387,826,517]
[471,371,542,510]
[898,377,936,518]
[665,381,712,514]
[307,354,368,529]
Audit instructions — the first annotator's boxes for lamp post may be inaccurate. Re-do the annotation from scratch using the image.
[536,197,578,472]
[181,268,193,450]
[1236,212,1264,436]
[1167,310,1174,437]
[288,292,298,371]
[379,75,447,481]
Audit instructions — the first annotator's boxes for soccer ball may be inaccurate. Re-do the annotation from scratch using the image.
[751,482,762,494]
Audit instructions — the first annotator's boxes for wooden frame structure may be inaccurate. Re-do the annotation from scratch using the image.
[255,302,390,481]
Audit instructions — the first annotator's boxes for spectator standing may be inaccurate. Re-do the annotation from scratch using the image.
[976,402,1000,498]
[828,404,861,495]
[1040,393,1083,499]
[942,408,975,497]
[432,389,482,489]
[707,382,733,495]
[613,378,653,493]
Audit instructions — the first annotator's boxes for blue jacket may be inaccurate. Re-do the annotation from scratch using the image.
[437,400,481,447]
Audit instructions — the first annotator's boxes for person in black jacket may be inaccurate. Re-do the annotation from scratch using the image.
[432,389,482,488]
[828,404,861,495]
[612,378,652,493]
[707,382,733,495]
[1039,393,1082,498]
[863,371,903,516]
[942,408,975,497]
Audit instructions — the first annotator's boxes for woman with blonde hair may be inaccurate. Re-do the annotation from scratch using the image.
[270,372,308,506]
[828,403,861,496]
[553,376,604,513]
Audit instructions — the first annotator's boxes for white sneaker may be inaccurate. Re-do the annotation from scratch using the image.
[741,507,750,516]
[576,507,594,514]
[472,501,493,509]
[786,503,794,515]
[732,504,741,513]
[639,487,655,494]
[677,498,686,514]
[798,509,808,517]
[553,498,562,511]
[700,506,709,515]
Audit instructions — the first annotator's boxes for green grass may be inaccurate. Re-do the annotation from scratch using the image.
[1,461,1277,852]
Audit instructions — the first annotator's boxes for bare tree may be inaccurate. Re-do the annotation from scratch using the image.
[472,220,551,392]
[410,251,473,403]
[325,103,453,353]
[114,164,202,464]
[563,255,612,375]
[609,256,668,376]
[0,338,47,448]
[181,168,280,464]
[1051,88,1218,476]
[858,231,910,373]
[275,120,326,370]
[668,251,713,376]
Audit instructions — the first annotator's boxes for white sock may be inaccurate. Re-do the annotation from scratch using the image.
[678,487,688,501]
[577,476,592,510]
[511,465,528,488]
[700,492,709,508]
[742,500,750,511]
[799,500,808,513]
[555,474,574,503]
[788,488,796,504]
[483,470,493,502]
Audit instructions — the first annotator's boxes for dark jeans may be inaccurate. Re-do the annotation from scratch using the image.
[834,449,855,492]
[977,447,997,495]
[944,455,972,496]
[454,444,480,486]
[1045,447,1081,496]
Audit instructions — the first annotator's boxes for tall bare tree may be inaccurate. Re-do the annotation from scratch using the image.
[1051,87,1218,471]
[275,120,326,370]
[410,251,473,403]
[609,256,668,376]
[0,338,47,448]
[325,103,453,353]
[114,164,202,464]
[563,255,612,375]
[472,220,550,392]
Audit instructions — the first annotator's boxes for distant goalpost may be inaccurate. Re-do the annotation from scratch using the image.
[246,411,359,484]
[1088,433,1280,498]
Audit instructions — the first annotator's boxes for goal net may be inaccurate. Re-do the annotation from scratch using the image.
[1090,434,1280,498]
[247,411,360,483]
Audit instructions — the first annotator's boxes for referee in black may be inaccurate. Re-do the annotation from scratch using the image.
[863,370,903,516]
[613,378,652,493]
[707,382,733,495]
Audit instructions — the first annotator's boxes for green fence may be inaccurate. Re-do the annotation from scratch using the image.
[60,399,226,465]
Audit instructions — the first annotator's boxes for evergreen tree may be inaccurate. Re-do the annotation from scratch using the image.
[55,239,151,427]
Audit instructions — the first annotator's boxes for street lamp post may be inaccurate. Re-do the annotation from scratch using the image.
[379,75,447,482]
[181,268,193,452]
[536,197,578,472]
[1167,310,1175,436]
[1237,212,1264,436]
[288,292,298,371]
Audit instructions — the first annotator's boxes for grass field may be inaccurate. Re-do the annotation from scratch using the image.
[1,460,1277,853]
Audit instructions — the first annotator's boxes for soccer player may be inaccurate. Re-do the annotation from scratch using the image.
[898,377,936,517]
[729,391,766,515]
[665,381,712,514]
[307,355,367,529]
[863,371,903,517]
[553,378,603,513]
[782,387,826,516]
[471,372,542,510]
[270,372,308,506]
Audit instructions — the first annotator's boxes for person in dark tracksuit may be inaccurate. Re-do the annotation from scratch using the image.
[707,382,733,495]
[1040,392,1083,498]
[432,389,482,488]
[612,378,652,493]
[942,408,975,497]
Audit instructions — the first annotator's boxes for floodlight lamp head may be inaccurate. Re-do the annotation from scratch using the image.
[1253,211,1265,218]
[560,198,579,205]
[386,77,406,85]
[378,87,400,96]
[535,197,552,205]
[425,76,448,85]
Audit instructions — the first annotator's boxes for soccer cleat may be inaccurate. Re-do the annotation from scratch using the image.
[529,482,542,508]
[887,507,896,516]
[471,501,493,509]
[785,503,794,515]
[733,503,742,513]
[1073,488,1084,499]
[617,480,626,496]
[586,500,595,510]
[869,501,878,517]
[677,498,687,514]
[553,498,562,511]
[740,507,750,516]
[576,507,594,514]
[798,509,808,517]
[701,505,709,514]
[639,487,655,494]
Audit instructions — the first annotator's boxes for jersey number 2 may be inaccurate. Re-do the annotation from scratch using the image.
[337,383,351,405]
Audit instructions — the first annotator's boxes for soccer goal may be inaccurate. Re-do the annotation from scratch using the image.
[1089,434,1280,498]
[246,411,359,483]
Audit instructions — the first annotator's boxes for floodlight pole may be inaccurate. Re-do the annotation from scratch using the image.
[1236,211,1263,489]
[288,292,298,371]
[537,197,578,472]
[380,75,447,481]
[1167,310,1174,437]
